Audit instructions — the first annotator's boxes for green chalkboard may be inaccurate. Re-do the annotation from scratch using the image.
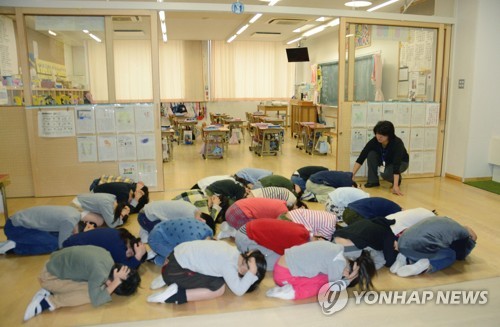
[319,62,339,106]
[319,55,375,106]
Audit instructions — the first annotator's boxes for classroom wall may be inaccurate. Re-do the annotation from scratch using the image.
[444,0,500,179]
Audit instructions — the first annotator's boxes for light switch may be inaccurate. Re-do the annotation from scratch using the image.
[458,79,465,89]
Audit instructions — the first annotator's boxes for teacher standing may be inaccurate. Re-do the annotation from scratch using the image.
[352,121,409,196]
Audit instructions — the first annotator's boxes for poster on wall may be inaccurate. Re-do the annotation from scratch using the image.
[119,162,138,181]
[38,110,75,137]
[137,161,157,187]
[366,103,383,127]
[75,106,96,134]
[96,106,116,133]
[117,134,137,161]
[115,106,135,133]
[425,103,440,126]
[97,135,117,161]
[351,129,367,153]
[351,103,367,127]
[135,104,155,132]
[0,16,19,76]
[77,136,97,162]
[136,134,156,160]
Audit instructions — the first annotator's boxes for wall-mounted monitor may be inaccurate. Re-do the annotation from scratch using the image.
[286,47,310,62]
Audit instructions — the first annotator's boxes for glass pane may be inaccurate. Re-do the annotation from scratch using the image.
[113,15,152,102]
[347,24,437,101]
[351,24,438,102]
[0,14,23,106]
[24,15,107,105]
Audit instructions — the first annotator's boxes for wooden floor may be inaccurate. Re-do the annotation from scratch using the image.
[1,133,500,326]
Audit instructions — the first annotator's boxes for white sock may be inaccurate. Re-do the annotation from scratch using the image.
[150,274,166,290]
[396,258,430,277]
[265,284,295,300]
[147,283,178,303]
[390,253,407,274]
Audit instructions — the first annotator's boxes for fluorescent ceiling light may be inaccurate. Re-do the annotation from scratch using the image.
[287,37,302,45]
[327,18,340,27]
[160,22,167,34]
[89,33,101,42]
[345,1,372,8]
[316,17,326,22]
[162,32,167,42]
[303,25,326,37]
[227,35,237,43]
[268,0,279,6]
[249,13,262,24]
[83,29,89,34]
[367,0,399,12]
[48,30,57,36]
[236,24,249,35]
[159,10,165,22]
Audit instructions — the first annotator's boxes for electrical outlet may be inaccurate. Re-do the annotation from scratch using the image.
[458,79,465,89]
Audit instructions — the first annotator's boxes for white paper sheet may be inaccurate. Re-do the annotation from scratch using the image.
[351,103,367,127]
[97,135,117,161]
[38,110,76,137]
[115,106,135,133]
[135,104,155,132]
[75,106,96,134]
[77,136,97,162]
[96,106,116,133]
[351,129,367,153]
[117,134,137,161]
[136,134,156,160]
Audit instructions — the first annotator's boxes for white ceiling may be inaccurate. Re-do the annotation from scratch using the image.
[10,0,440,44]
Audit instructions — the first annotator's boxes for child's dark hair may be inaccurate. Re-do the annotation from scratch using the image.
[240,250,267,293]
[77,221,97,233]
[215,194,230,224]
[233,175,253,189]
[348,250,376,291]
[136,185,149,212]
[114,202,130,224]
[373,121,396,140]
[108,263,141,296]
[200,212,216,234]
[118,228,146,262]
[295,200,308,209]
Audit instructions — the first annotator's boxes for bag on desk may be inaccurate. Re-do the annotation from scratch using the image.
[315,136,330,154]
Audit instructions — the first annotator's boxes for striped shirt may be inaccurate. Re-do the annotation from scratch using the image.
[250,187,297,208]
[287,208,337,240]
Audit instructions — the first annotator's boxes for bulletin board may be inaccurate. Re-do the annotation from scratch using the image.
[347,101,440,178]
[25,104,164,197]
[398,29,436,100]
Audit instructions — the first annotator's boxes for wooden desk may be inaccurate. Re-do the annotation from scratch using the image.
[258,104,288,128]
[202,126,230,159]
[223,118,246,142]
[161,127,176,162]
[210,113,230,125]
[260,116,285,127]
[258,104,288,117]
[250,123,284,156]
[290,100,317,137]
[0,174,9,227]
[296,122,332,155]
[174,118,198,145]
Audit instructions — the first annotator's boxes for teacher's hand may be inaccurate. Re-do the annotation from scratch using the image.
[392,185,404,196]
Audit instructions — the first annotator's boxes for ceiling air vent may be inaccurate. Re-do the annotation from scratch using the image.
[113,30,145,37]
[112,16,142,22]
[267,18,307,25]
[251,32,281,38]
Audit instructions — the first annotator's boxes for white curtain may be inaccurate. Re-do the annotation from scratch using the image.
[159,40,185,99]
[211,41,293,99]
[114,40,152,101]
[86,41,108,102]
